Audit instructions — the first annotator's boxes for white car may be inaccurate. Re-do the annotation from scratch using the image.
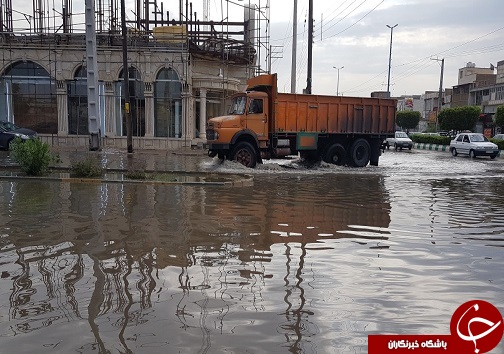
[449,133,499,159]
[385,131,413,151]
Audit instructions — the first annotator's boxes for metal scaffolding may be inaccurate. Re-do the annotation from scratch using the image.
[0,0,271,75]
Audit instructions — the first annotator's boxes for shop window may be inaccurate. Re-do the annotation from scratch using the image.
[116,67,145,136]
[0,61,57,133]
[154,68,182,138]
[67,66,90,135]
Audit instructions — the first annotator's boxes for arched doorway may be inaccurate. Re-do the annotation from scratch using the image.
[0,61,57,133]
[117,67,145,136]
[154,68,182,138]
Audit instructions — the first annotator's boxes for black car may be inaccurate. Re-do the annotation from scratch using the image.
[0,121,38,150]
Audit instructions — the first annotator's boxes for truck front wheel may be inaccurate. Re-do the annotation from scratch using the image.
[349,139,371,167]
[230,142,257,168]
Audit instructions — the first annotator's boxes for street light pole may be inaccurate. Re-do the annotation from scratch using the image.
[333,66,344,96]
[386,24,398,98]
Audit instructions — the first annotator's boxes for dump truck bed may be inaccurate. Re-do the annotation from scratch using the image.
[273,93,396,135]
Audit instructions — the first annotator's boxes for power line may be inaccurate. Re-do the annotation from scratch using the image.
[320,0,366,38]
[322,0,384,41]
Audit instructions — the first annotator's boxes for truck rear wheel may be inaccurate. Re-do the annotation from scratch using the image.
[349,139,370,167]
[230,142,257,168]
[323,143,346,165]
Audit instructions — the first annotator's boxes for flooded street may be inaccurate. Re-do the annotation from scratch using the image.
[0,149,503,353]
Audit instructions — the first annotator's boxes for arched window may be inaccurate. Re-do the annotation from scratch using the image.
[116,67,145,136]
[154,68,182,138]
[67,66,89,135]
[0,61,57,133]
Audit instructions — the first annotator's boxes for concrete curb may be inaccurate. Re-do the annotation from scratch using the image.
[0,171,254,187]
[413,143,448,152]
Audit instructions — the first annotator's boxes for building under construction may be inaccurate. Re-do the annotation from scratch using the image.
[0,0,270,149]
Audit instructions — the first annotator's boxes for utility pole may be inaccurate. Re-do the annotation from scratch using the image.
[85,0,100,151]
[431,57,445,131]
[386,24,398,98]
[121,0,133,153]
[305,0,313,94]
[290,0,297,93]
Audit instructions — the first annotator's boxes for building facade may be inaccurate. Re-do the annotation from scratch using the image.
[0,2,264,150]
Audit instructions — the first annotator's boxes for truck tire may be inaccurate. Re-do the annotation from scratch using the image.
[323,143,346,165]
[349,139,370,167]
[230,142,257,168]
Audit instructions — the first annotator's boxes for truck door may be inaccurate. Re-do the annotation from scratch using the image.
[246,98,268,139]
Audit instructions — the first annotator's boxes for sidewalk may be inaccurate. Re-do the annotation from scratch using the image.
[0,147,254,186]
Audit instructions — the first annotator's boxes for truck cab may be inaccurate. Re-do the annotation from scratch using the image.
[206,91,269,167]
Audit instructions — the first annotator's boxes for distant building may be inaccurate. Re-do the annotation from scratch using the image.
[452,62,496,107]
[422,89,452,129]
[395,95,424,131]
[469,60,504,115]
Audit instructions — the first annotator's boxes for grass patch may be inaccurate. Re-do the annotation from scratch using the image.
[125,169,153,180]
[124,170,181,182]
[71,158,104,178]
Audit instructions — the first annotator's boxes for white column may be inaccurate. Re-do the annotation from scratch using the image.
[199,88,207,139]
[56,81,68,135]
[104,82,115,137]
[144,82,154,137]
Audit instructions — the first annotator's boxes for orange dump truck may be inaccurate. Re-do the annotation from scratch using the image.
[206,74,396,167]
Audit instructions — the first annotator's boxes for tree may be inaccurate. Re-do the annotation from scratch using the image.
[495,105,504,129]
[438,106,480,131]
[396,110,421,130]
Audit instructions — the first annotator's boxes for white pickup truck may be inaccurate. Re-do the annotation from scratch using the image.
[385,131,413,151]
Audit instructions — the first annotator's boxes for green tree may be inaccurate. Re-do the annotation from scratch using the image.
[438,106,480,131]
[396,110,421,130]
[495,105,504,129]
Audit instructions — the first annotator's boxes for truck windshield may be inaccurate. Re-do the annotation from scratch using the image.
[228,96,247,115]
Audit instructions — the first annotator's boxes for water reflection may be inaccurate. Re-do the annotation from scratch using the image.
[1,171,503,353]
[0,174,390,353]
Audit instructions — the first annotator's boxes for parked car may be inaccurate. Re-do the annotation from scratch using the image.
[492,133,504,141]
[449,133,499,159]
[385,131,413,151]
[0,121,38,150]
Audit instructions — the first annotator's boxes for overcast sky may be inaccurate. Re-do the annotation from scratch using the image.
[225,0,504,97]
[8,0,504,98]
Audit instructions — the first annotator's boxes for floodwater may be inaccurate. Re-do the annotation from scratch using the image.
[0,149,503,353]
